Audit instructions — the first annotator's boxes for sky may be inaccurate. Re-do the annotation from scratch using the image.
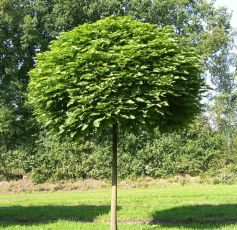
[215,0,237,28]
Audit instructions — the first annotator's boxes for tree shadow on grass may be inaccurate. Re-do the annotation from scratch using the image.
[151,204,237,229]
[0,205,112,227]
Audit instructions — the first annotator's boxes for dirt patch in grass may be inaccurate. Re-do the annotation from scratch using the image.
[0,175,203,193]
[0,179,109,193]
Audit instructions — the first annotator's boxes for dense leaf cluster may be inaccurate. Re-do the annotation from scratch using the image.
[29,16,205,137]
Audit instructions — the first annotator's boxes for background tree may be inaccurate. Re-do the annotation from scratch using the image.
[28,16,205,229]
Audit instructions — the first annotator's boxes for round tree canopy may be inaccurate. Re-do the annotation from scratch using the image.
[29,16,205,138]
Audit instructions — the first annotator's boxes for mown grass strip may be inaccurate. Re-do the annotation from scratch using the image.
[1,184,237,229]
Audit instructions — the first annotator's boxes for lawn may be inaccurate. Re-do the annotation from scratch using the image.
[0,183,237,229]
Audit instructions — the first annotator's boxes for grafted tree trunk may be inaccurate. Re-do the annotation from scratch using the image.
[111,123,118,230]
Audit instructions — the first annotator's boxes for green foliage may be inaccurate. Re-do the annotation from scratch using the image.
[209,165,237,184]
[29,16,205,138]
[13,119,226,183]
[0,103,39,151]
[30,139,111,183]
[0,106,12,137]
[1,117,237,183]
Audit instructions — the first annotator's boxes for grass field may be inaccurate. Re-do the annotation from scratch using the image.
[1,183,237,229]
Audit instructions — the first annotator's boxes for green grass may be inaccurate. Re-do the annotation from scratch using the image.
[1,184,237,229]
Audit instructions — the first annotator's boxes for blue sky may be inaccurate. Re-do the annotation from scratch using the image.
[215,0,237,28]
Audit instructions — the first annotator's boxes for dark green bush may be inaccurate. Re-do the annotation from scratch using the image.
[1,119,235,183]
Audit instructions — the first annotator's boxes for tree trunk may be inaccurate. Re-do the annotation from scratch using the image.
[111,123,118,230]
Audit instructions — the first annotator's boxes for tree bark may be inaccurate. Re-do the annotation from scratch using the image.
[111,123,118,230]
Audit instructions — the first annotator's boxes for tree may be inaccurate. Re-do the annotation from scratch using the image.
[207,37,237,162]
[0,0,42,153]
[28,16,205,229]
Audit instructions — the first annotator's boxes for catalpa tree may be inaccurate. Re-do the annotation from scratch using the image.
[29,16,205,229]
